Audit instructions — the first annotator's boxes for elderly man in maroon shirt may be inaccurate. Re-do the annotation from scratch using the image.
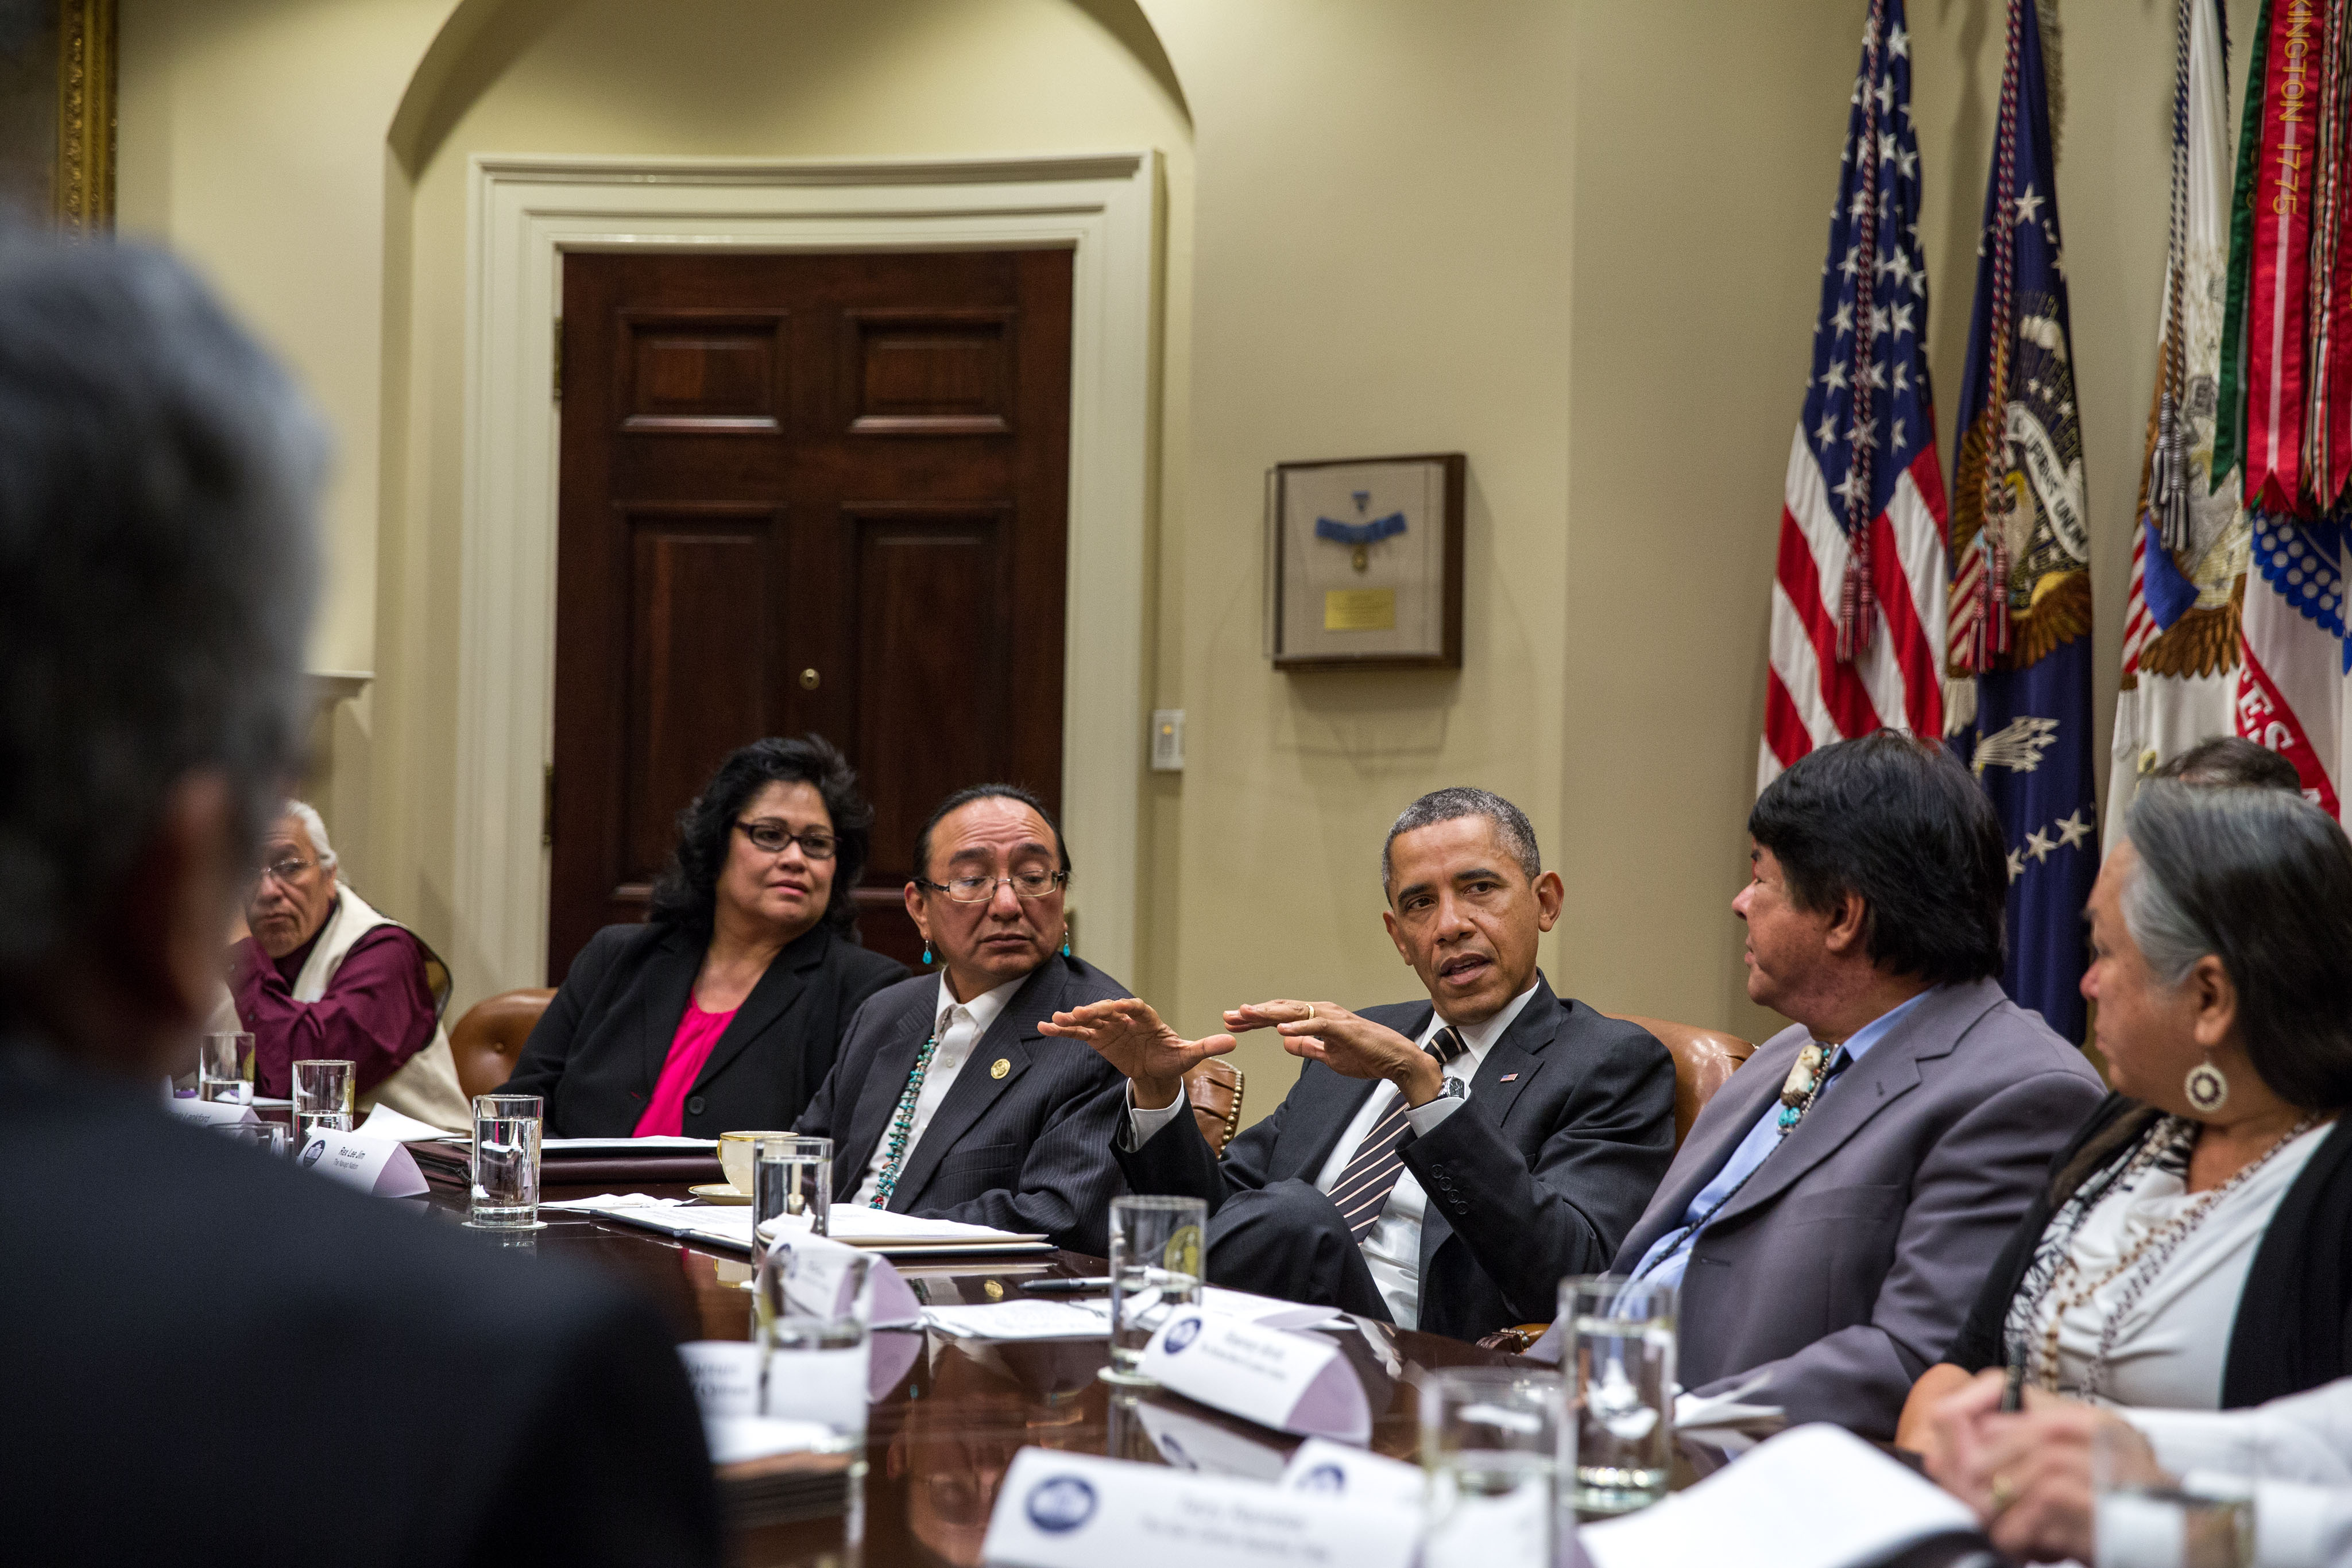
[220,802,471,1129]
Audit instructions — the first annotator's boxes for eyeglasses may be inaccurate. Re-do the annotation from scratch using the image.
[256,857,316,886]
[916,869,1069,903]
[734,820,838,860]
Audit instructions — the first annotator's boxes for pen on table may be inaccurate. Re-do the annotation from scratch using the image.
[1020,1277,1113,1295]
[1999,1342,2028,1412]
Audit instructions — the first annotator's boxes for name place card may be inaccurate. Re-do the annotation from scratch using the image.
[982,1448,1418,1568]
[297,1130,429,1198]
[169,1097,258,1128]
[760,1229,921,1329]
[1278,1437,1423,1500]
[1141,1310,1371,1444]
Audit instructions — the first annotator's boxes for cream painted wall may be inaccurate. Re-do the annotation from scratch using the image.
[117,0,2212,1125]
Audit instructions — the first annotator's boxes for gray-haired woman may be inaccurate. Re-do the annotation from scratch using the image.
[1897,781,2352,1451]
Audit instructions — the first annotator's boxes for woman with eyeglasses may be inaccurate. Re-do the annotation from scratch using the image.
[499,735,907,1136]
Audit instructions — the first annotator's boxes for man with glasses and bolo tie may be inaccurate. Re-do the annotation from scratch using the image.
[795,783,1133,1257]
[1039,787,1678,1343]
[215,800,474,1130]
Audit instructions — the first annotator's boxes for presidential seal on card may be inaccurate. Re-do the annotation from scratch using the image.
[1267,452,1464,669]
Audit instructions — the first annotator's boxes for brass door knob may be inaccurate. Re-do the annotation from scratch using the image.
[799,668,821,690]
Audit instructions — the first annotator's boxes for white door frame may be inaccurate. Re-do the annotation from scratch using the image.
[457,151,1158,992]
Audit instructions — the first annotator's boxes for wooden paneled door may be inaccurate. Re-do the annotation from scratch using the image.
[547,249,1073,981]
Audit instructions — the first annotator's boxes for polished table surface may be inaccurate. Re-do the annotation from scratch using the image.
[420,1169,1535,1568]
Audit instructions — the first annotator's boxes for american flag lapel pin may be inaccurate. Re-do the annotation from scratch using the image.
[1499,1073,1519,1082]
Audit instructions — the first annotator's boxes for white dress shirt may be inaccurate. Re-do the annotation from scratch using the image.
[1124,981,1542,1330]
[848,972,1024,1209]
[2129,1379,2352,1568]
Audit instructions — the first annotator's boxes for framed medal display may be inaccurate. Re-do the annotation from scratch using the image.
[1266,452,1464,670]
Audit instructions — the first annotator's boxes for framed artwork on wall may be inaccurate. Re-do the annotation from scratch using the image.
[1266,451,1464,670]
[0,0,114,234]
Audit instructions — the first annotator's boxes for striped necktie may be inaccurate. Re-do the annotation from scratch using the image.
[1326,1027,1468,1242]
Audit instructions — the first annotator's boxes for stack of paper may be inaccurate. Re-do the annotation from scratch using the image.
[537,1191,1054,1256]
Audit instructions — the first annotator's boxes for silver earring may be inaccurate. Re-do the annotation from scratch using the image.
[2185,1055,2230,1115]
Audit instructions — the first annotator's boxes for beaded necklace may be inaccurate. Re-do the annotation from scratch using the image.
[2026,1113,2320,1399]
[870,1020,945,1207]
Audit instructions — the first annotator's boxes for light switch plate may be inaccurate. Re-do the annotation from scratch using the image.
[1150,708,1185,772]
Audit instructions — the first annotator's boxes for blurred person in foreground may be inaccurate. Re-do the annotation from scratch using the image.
[0,233,717,1565]
[1901,784,2352,1447]
[2150,734,2304,791]
[215,799,471,1129]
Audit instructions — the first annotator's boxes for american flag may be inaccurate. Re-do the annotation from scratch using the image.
[1759,0,1948,789]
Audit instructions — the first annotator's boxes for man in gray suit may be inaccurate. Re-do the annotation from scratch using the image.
[1609,731,2106,1438]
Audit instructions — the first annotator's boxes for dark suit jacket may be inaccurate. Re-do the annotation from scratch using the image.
[501,920,906,1137]
[796,953,1131,1256]
[0,1033,717,1566]
[1608,977,2108,1437]
[1115,978,1678,1342]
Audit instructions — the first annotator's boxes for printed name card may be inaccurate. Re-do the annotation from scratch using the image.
[982,1448,1418,1568]
[1278,1437,1423,1500]
[674,1342,835,1464]
[760,1229,922,1329]
[297,1130,428,1198]
[169,1097,258,1128]
[1140,1310,1371,1444]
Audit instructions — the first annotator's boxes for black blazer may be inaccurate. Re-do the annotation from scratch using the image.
[1113,977,1677,1342]
[0,1034,717,1566]
[1947,1091,2352,1407]
[796,953,1131,1256]
[501,920,906,1137]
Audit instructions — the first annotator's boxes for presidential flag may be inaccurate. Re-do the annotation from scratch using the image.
[2109,0,2249,839]
[1947,0,2097,1044]
[1758,0,1948,790]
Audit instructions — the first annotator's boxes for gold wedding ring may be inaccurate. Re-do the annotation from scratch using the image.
[1989,1474,2017,1514]
[1302,1004,1317,1022]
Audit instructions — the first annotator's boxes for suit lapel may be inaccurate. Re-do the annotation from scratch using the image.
[637,931,703,1093]
[833,985,939,1196]
[1707,981,2002,1230]
[1620,1024,1800,1260]
[886,961,1057,1210]
[1415,981,1563,1286]
[689,927,822,1093]
[1279,1066,1387,1181]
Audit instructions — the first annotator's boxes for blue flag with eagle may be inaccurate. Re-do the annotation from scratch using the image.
[1945,0,2096,1044]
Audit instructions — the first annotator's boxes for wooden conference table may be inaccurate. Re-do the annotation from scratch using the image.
[417,1167,1535,1568]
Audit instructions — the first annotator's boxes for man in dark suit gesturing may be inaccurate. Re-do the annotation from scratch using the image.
[798,785,1131,1257]
[1042,788,1675,1341]
[0,235,717,1562]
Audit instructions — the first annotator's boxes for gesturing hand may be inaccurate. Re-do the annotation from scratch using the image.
[1038,997,1236,1110]
[1224,999,1445,1106]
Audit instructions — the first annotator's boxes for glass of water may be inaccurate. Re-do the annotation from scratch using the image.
[289,1059,354,1148]
[753,1135,832,1246]
[2094,1420,2256,1568]
[1563,1274,1676,1516]
[1421,1368,1561,1568]
[1101,1194,1205,1387]
[214,1120,290,1157]
[467,1093,544,1229]
[757,1236,873,1454]
[198,1032,254,1104]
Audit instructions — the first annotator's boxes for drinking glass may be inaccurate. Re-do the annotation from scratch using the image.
[1101,1194,1205,1387]
[467,1093,544,1229]
[197,1032,254,1104]
[2094,1421,2256,1568]
[1562,1274,1676,1516]
[757,1236,873,1454]
[215,1121,289,1157]
[289,1059,354,1148]
[753,1136,832,1245]
[1421,1368,1562,1568]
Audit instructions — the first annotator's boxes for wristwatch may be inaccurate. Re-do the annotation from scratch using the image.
[1428,1075,1469,1105]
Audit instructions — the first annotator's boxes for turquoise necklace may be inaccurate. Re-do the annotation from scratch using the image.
[871,1028,941,1207]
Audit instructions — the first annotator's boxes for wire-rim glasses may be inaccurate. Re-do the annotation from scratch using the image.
[917,869,1069,902]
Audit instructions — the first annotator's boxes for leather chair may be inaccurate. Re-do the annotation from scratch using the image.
[1607,1012,1755,1152]
[448,986,1251,1152]
[1184,1059,1245,1156]
[450,987,556,1102]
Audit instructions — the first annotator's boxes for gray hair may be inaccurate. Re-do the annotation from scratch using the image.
[2118,781,2352,1110]
[0,232,324,974]
[281,802,338,869]
[1380,787,1542,889]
